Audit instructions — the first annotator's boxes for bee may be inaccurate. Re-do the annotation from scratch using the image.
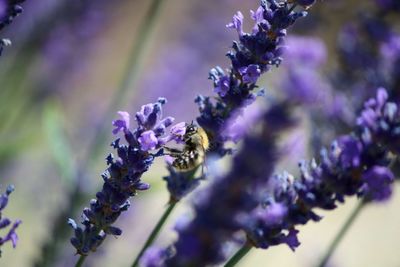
[164,123,209,172]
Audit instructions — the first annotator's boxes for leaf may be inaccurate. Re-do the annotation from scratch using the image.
[43,101,76,191]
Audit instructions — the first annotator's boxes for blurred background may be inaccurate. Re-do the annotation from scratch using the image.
[0,0,399,266]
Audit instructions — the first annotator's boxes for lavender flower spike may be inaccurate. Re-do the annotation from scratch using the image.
[0,0,26,55]
[164,0,316,215]
[244,88,399,251]
[69,98,185,256]
[196,0,314,154]
[142,103,294,267]
[0,185,21,256]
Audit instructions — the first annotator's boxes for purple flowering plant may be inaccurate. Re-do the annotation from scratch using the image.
[0,0,25,54]
[69,1,400,266]
[0,0,25,259]
[0,185,21,257]
[1,0,400,266]
[68,98,186,257]
[163,0,314,205]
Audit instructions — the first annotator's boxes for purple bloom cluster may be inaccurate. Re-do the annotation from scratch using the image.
[163,165,203,203]
[163,0,316,202]
[143,103,294,267]
[142,87,399,266]
[68,98,185,256]
[0,185,21,256]
[196,0,313,154]
[332,1,400,125]
[0,0,24,31]
[0,0,25,54]
[244,88,399,250]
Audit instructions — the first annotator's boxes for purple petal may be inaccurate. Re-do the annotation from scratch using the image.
[283,229,300,251]
[376,87,388,109]
[250,7,266,33]
[337,135,363,168]
[256,203,288,225]
[239,64,261,84]
[112,111,130,135]
[362,166,394,201]
[226,11,244,36]
[214,76,230,97]
[170,122,186,136]
[138,131,158,151]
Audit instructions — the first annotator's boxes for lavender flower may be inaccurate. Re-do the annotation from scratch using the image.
[196,0,313,154]
[68,98,185,256]
[144,88,399,266]
[244,88,399,250]
[0,0,25,55]
[0,185,21,256]
[331,3,400,125]
[0,0,24,32]
[163,0,316,208]
[142,103,294,267]
[163,165,202,203]
[163,0,315,200]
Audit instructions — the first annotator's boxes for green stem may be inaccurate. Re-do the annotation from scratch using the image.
[87,0,166,164]
[131,201,177,267]
[224,243,253,267]
[316,201,366,267]
[75,255,86,267]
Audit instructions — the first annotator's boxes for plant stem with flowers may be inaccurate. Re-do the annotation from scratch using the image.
[0,185,21,256]
[131,1,317,265]
[68,99,186,266]
[0,0,26,55]
[141,86,399,267]
[34,1,167,266]
[65,1,400,267]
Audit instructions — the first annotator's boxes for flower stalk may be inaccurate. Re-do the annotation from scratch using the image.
[74,255,86,267]
[69,99,185,259]
[316,201,366,267]
[224,242,253,267]
[131,200,177,267]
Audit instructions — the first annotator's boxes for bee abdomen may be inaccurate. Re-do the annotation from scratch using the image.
[172,150,204,171]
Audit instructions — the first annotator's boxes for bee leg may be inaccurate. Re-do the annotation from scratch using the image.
[201,150,207,178]
[163,147,183,157]
[200,162,208,179]
[163,153,180,158]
